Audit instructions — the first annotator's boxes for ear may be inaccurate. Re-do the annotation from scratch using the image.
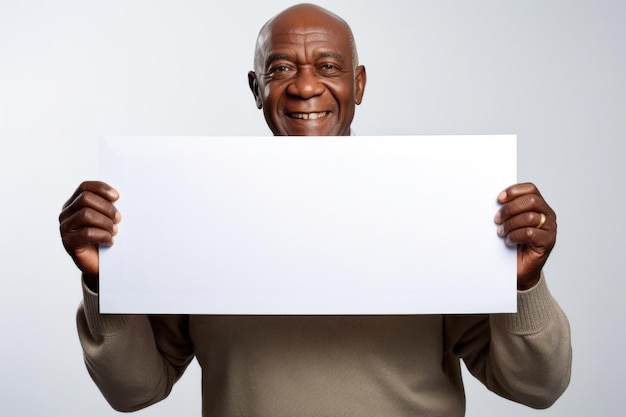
[354,65,367,105]
[248,71,263,109]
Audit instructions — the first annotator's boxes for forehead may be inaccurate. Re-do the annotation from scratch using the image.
[258,12,352,62]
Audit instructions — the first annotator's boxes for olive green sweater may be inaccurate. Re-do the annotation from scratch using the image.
[77,276,571,416]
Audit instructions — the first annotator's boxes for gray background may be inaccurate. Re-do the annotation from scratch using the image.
[0,0,623,415]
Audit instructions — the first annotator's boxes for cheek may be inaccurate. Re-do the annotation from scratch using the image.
[262,84,274,103]
[331,80,356,105]
[262,80,287,100]
[262,82,271,95]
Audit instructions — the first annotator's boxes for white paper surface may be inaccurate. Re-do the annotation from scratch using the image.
[98,135,517,314]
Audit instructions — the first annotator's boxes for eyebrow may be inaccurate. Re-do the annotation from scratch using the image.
[264,53,291,69]
[318,51,345,64]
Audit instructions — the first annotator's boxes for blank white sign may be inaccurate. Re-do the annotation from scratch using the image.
[98,135,517,314]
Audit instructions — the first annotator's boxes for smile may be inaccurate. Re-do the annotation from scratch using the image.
[288,112,329,120]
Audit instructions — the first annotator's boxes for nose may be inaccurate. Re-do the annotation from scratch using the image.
[286,67,325,99]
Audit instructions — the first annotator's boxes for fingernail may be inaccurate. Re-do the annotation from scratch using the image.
[108,188,120,200]
[494,212,501,223]
[497,225,504,236]
[112,224,119,235]
[114,211,122,223]
[497,191,507,201]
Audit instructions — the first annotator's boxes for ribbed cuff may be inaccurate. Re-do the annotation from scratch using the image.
[81,278,132,336]
[492,272,558,335]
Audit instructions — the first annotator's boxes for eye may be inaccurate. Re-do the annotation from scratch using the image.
[267,64,294,80]
[319,63,340,74]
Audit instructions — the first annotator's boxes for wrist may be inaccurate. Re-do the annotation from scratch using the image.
[517,271,541,291]
[82,272,99,293]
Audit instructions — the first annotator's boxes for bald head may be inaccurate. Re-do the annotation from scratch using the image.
[254,3,359,73]
[248,3,366,136]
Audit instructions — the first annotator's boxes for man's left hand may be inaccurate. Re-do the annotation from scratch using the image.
[494,182,557,290]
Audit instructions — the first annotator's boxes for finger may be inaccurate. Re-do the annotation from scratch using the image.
[497,182,541,204]
[495,193,542,224]
[60,212,117,265]
[61,228,114,275]
[62,227,115,251]
[62,181,119,210]
[494,192,552,225]
[503,227,555,248]
[497,211,553,237]
[60,190,121,225]
[59,207,119,236]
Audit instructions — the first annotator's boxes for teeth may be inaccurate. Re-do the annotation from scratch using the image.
[290,112,328,120]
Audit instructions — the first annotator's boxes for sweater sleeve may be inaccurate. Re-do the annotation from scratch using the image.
[446,274,572,409]
[76,277,195,412]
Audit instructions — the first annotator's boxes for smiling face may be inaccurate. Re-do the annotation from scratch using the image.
[249,4,366,136]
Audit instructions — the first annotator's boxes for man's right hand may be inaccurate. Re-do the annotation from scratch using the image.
[59,181,121,291]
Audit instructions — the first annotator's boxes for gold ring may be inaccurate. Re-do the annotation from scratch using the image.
[536,213,546,229]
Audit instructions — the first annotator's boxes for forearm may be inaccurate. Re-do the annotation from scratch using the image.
[76,279,190,411]
[486,276,572,408]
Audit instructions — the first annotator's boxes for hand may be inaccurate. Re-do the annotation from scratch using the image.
[59,181,121,291]
[494,183,556,290]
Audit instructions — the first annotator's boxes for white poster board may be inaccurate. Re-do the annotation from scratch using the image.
[98,135,517,314]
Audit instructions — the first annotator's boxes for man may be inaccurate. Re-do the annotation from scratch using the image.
[59,4,571,416]
[247,3,365,137]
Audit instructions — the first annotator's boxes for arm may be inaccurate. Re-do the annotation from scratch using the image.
[61,181,194,411]
[447,183,571,407]
[77,281,194,411]
[447,276,571,408]
[77,282,194,411]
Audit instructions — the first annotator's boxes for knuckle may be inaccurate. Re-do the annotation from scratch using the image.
[500,204,512,217]
[78,180,94,191]
[84,227,99,240]
[78,207,94,223]
[84,227,110,243]
[77,192,98,211]
[525,181,537,190]
[525,194,537,206]
[76,191,90,205]
[78,181,90,193]
[519,182,537,194]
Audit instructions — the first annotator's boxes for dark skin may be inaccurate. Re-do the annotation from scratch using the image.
[248,3,366,136]
[59,181,120,291]
[495,183,556,290]
[59,4,556,292]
